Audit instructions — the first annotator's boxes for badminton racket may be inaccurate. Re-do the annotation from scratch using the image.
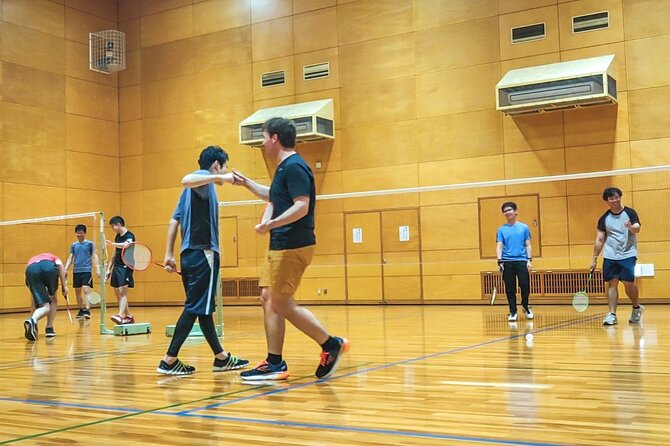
[572,271,593,313]
[121,242,152,271]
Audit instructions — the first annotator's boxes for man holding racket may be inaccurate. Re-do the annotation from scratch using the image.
[24,253,69,340]
[105,216,135,325]
[591,187,643,326]
[233,117,349,381]
[158,145,249,376]
[65,224,100,320]
[496,202,533,322]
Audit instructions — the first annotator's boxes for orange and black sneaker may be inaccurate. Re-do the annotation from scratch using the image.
[240,360,289,381]
[315,337,349,379]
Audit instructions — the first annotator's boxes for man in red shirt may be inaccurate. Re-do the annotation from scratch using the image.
[24,253,69,341]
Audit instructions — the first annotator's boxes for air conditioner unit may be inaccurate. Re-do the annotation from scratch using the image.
[239,99,335,147]
[496,55,617,116]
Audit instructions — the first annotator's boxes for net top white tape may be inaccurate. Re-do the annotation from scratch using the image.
[218,165,670,207]
[0,212,100,227]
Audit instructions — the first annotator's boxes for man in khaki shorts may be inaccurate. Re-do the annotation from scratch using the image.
[233,117,349,381]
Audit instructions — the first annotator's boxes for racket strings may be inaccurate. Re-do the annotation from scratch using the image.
[122,244,152,271]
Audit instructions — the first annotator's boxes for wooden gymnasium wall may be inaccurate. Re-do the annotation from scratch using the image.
[122,0,670,305]
[0,0,120,311]
[2,0,670,311]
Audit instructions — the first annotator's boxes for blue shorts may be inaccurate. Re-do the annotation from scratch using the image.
[180,249,219,315]
[603,257,636,283]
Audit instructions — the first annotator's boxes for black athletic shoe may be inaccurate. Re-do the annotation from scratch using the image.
[213,354,249,372]
[83,309,92,320]
[45,327,56,338]
[76,309,86,320]
[156,359,196,376]
[23,318,37,341]
[315,337,350,379]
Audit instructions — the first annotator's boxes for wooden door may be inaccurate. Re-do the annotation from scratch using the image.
[345,212,382,302]
[220,216,238,267]
[381,209,422,302]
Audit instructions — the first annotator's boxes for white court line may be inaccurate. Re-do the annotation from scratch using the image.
[441,380,552,389]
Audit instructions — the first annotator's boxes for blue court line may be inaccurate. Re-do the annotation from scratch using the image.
[1,315,595,445]
[0,397,568,446]
[157,412,567,446]
[180,314,603,415]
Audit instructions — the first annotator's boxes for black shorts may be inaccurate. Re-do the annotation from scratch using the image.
[73,272,93,288]
[25,260,59,307]
[111,265,134,288]
[181,249,220,315]
[603,257,636,282]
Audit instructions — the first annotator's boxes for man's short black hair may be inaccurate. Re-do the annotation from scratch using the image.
[501,202,517,213]
[262,117,297,148]
[602,187,623,201]
[198,145,229,170]
[74,224,87,233]
[109,216,125,226]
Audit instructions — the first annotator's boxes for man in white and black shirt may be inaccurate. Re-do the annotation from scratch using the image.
[591,187,643,326]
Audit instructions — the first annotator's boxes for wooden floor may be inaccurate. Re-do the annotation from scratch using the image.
[1,304,669,445]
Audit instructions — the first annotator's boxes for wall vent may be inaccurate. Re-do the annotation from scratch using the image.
[221,278,260,298]
[573,11,609,33]
[303,62,330,80]
[511,23,545,44]
[261,70,285,87]
[481,270,606,300]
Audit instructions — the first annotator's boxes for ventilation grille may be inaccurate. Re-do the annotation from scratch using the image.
[222,280,238,297]
[261,70,285,87]
[511,23,546,44]
[481,270,605,300]
[573,11,609,33]
[222,278,261,298]
[303,62,330,80]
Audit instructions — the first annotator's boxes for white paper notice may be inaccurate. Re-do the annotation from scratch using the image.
[353,228,363,244]
[634,263,655,277]
[399,225,410,242]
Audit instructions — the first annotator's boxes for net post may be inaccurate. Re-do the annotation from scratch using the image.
[98,211,113,335]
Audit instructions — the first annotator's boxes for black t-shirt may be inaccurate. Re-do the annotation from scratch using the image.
[269,153,316,250]
[114,230,135,266]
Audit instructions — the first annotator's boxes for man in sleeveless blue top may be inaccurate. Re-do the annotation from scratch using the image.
[157,146,249,376]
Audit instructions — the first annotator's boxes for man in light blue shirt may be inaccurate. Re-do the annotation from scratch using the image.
[496,202,533,322]
[64,224,100,320]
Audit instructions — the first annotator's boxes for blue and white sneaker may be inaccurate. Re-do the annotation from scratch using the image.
[240,360,289,381]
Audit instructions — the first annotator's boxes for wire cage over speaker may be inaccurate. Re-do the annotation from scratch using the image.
[89,30,126,74]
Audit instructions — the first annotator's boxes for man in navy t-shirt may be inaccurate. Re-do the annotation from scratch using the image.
[591,187,643,326]
[496,201,533,322]
[233,117,348,381]
[157,146,248,376]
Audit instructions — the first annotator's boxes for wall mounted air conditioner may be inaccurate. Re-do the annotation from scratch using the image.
[496,55,617,116]
[239,99,334,147]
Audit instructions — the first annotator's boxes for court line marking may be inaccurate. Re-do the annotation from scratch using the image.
[0,315,599,445]
[181,314,603,415]
[0,364,368,445]
[168,412,566,446]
